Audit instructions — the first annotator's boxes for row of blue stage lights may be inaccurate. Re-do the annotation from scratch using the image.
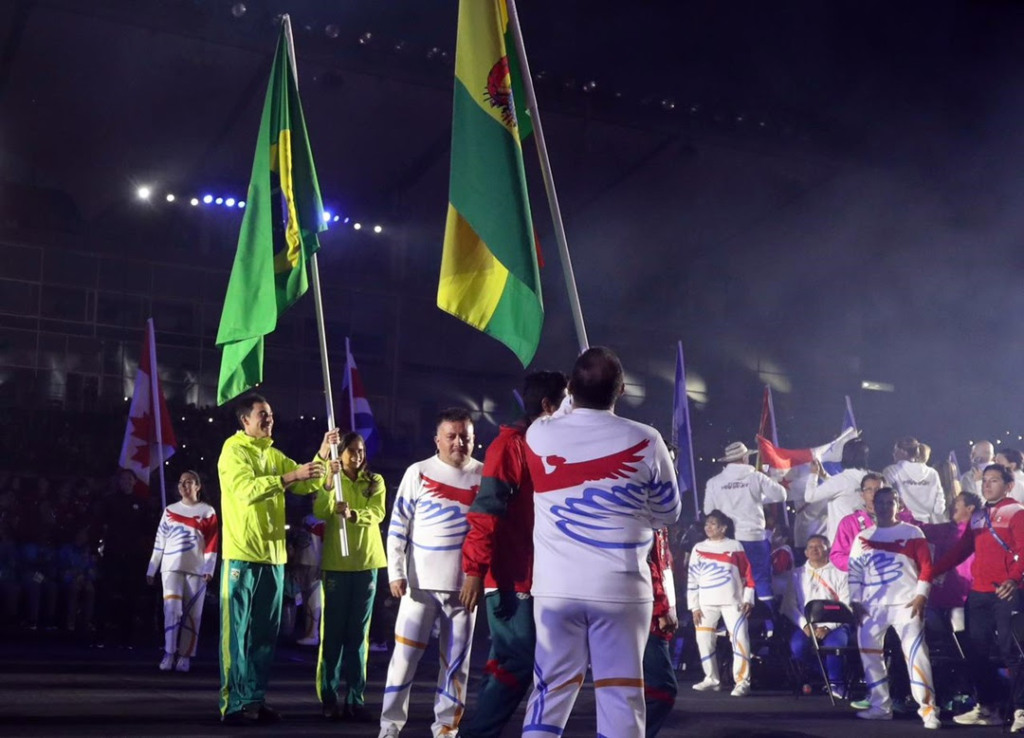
[136,186,383,233]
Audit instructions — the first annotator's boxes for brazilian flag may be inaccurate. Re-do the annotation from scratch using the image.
[216,22,325,405]
[437,0,543,366]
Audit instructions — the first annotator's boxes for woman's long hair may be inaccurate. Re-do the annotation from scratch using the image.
[340,432,381,497]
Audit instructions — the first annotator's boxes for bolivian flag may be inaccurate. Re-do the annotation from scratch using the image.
[438,0,543,366]
[215,23,325,405]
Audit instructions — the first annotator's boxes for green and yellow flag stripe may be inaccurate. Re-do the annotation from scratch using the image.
[438,0,543,366]
[215,23,325,405]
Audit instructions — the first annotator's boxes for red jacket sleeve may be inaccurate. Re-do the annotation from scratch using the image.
[461,430,524,578]
[1008,510,1024,582]
[909,536,933,583]
[733,550,756,590]
[200,513,219,555]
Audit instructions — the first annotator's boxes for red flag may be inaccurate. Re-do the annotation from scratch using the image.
[756,435,814,471]
[118,319,177,499]
[757,386,779,445]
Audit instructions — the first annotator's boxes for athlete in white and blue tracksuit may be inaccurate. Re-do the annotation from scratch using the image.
[380,426,483,738]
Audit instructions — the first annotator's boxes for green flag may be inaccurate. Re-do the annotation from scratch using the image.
[216,23,325,405]
[437,0,543,366]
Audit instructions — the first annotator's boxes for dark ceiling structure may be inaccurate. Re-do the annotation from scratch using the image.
[3,0,1024,465]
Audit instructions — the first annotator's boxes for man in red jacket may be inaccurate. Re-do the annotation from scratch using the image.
[644,527,678,737]
[458,371,568,738]
[935,464,1024,731]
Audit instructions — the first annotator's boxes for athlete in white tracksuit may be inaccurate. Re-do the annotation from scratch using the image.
[146,471,218,672]
[687,515,755,695]
[380,410,483,738]
[883,459,946,524]
[521,349,681,738]
[849,487,938,727]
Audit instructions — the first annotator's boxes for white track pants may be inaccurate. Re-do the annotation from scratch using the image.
[524,596,652,738]
[858,605,936,722]
[694,604,750,687]
[380,588,475,737]
[161,571,206,657]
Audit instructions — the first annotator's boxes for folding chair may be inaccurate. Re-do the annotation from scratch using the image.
[1011,610,1024,658]
[804,599,860,706]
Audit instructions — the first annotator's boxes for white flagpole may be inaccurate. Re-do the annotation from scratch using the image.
[345,337,356,433]
[146,318,168,509]
[282,14,348,556]
[505,0,589,354]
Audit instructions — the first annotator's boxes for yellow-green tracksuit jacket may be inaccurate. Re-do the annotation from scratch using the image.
[313,469,387,572]
[217,431,324,564]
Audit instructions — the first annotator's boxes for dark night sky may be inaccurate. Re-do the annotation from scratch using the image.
[3,0,1024,472]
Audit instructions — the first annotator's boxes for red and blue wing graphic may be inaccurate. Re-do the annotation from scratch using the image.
[529,440,650,493]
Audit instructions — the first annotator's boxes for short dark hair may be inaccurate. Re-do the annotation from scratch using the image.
[985,463,1014,485]
[806,534,830,549]
[874,486,896,502]
[705,509,735,539]
[860,472,885,490]
[841,439,869,470]
[235,393,268,427]
[959,491,982,510]
[570,347,624,409]
[997,448,1024,471]
[522,371,568,418]
[436,407,473,430]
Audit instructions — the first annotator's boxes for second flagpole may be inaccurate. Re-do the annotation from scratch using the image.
[505,0,589,354]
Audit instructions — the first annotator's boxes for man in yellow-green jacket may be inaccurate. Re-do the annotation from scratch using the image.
[217,392,339,725]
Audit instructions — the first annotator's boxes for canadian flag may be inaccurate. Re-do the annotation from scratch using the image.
[118,319,177,500]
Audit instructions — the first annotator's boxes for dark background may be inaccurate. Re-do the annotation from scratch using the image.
[3,0,1024,486]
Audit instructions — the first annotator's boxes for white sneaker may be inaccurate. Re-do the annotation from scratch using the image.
[730,681,750,697]
[953,705,1001,727]
[378,725,401,738]
[923,714,941,730]
[691,678,720,691]
[174,657,190,673]
[158,652,174,671]
[1011,709,1024,733]
[296,636,320,647]
[856,707,893,721]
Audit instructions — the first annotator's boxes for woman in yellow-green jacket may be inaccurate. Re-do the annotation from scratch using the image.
[313,432,387,721]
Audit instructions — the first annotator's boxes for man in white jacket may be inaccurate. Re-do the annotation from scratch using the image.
[379,408,483,738]
[704,442,787,611]
[803,439,871,546]
[522,347,681,738]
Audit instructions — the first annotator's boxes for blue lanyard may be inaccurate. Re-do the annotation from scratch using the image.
[984,506,1020,562]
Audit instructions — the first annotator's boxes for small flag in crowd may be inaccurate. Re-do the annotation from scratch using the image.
[757,385,780,446]
[342,338,381,459]
[216,20,325,405]
[119,319,177,499]
[842,395,857,433]
[948,449,961,478]
[672,341,697,496]
[757,426,860,472]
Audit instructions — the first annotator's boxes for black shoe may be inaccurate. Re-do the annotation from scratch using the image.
[220,710,252,726]
[346,704,375,723]
[322,702,342,721]
[243,704,282,723]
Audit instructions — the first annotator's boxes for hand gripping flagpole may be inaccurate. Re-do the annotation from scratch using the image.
[506,0,589,354]
[282,14,348,557]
